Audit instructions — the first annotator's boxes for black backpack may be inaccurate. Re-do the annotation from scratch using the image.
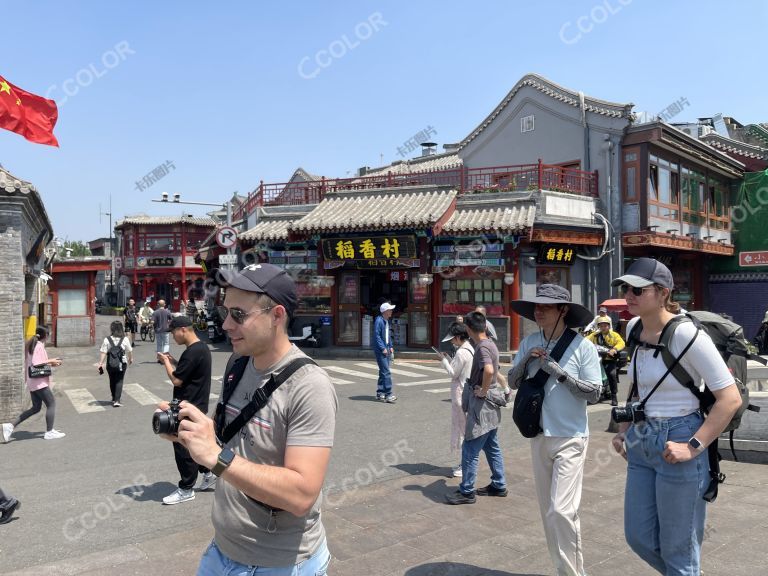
[106,337,125,372]
[627,312,766,501]
[513,329,577,438]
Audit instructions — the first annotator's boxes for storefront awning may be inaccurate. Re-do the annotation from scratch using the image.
[441,203,536,236]
[289,188,457,234]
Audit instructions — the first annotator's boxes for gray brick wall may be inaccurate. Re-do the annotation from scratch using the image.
[56,317,91,346]
[0,207,30,421]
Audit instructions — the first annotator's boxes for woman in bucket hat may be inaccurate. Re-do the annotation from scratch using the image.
[507,284,602,576]
[610,258,741,575]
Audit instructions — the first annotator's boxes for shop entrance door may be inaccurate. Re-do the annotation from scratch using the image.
[407,275,431,347]
[336,271,361,345]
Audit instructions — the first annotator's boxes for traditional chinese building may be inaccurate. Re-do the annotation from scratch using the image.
[620,121,745,310]
[0,166,54,422]
[114,215,216,312]
[232,73,636,350]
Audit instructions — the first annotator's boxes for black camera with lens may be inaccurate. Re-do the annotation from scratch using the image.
[611,401,646,424]
[153,399,182,435]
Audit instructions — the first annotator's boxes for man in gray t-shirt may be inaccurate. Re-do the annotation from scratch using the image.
[160,264,337,573]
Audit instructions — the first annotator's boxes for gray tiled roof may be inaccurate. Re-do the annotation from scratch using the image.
[361,152,462,178]
[290,187,457,234]
[116,215,217,228]
[241,219,295,242]
[442,203,536,235]
[0,167,36,193]
[701,133,768,160]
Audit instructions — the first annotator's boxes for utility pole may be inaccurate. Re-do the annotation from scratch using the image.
[99,195,114,304]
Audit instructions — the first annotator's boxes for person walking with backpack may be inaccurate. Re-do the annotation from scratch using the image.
[2,327,65,442]
[506,285,601,576]
[610,258,741,576]
[98,321,133,407]
[152,299,173,358]
[123,298,138,346]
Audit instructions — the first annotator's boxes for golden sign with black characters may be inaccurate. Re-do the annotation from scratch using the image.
[322,236,417,262]
[536,244,576,265]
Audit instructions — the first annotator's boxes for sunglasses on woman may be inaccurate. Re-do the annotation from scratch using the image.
[216,305,274,324]
[619,284,656,297]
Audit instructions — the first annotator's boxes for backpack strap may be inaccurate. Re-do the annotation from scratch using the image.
[528,329,578,388]
[215,356,317,445]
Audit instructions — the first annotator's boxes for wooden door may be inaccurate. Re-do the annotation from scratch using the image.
[336,271,361,345]
[407,274,431,347]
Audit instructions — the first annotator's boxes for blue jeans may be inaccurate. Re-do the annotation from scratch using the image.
[624,412,708,576]
[197,539,330,576]
[459,428,506,495]
[375,352,392,396]
[156,331,170,354]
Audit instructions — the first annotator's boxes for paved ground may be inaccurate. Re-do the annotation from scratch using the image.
[1,316,766,575]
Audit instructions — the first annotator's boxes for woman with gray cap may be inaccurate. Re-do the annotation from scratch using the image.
[439,322,473,477]
[507,284,601,576]
[609,257,741,575]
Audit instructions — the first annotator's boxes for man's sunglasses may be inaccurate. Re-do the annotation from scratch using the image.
[618,284,656,297]
[216,305,274,325]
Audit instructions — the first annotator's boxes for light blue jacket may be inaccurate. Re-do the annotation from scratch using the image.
[374,315,392,353]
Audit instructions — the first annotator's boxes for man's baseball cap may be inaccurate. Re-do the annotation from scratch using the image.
[169,316,193,330]
[380,302,396,313]
[212,264,297,315]
[611,257,674,289]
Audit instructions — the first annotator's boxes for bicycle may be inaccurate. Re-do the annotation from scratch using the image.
[140,322,155,342]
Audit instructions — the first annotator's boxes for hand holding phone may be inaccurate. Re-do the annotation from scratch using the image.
[98,366,104,375]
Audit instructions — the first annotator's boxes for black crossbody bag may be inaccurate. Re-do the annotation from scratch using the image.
[214,355,317,445]
[513,329,577,438]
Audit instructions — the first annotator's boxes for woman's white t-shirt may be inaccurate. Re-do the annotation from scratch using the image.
[100,336,133,365]
[628,317,734,418]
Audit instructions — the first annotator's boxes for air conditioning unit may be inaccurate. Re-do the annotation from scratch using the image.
[699,125,715,138]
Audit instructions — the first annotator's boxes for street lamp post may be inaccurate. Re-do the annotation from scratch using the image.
[99,194,114,305]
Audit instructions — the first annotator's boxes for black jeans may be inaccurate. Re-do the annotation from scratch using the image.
[107,364,127,402]
[173,442,209,490]
[603,360,619,397]
[13,387,56,431]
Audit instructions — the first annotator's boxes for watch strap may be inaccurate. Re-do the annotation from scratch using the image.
[212,447,235,477]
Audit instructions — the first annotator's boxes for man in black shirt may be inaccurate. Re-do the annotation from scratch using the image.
[158,315,213,504]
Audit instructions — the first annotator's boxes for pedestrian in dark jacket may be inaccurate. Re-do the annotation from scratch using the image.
[753,310,768,355]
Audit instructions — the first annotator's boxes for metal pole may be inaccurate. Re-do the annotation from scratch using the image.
[109,194,114,305]
[226,200,234,270]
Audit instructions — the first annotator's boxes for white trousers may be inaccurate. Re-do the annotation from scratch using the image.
[531,435,589,576]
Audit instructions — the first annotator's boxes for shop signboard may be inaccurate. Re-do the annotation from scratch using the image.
[739,250,768,267]
[322,236,417,268]
[536,244,576,265]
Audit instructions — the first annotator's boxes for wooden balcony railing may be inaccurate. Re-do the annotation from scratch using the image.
[234,160,598,221]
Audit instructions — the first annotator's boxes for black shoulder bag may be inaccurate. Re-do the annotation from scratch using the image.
[214,355,318,445]
[513,329,577,438]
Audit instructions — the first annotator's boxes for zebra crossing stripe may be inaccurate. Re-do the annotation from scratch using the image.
[423,388,451,393]
[393,361,447,374]
[123,383,162,406]
[331,378,355,385]
[396,378,450,387]
[354,362,424,377]
[323,366,378,380]
[64,389,106,413]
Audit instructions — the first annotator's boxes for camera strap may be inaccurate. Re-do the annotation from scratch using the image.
[216,356,317,445]
[527,329,578,388]
[630,327,700,409]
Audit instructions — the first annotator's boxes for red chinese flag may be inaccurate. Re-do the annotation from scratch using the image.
[0,75,59,146]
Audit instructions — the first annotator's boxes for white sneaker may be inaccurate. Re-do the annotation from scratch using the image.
[2,423,13,443]
[43,429,66,440]
[451,466,463,478]
[162,488,195,505]
[197,472,217,491]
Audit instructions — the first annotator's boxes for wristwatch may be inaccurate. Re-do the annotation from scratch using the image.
[688,437,704,454]
[212,447,236,477]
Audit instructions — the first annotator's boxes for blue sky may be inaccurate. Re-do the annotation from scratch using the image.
[1,0,766,242]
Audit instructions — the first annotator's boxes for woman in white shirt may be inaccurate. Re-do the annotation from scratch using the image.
[439,322,473,477]
[98,321,133,407]
[610,258,741,575]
